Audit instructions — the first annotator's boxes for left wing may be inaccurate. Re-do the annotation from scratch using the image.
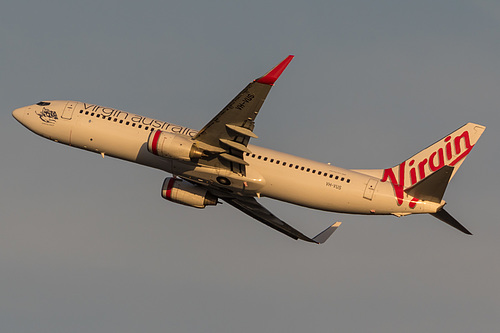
[192,55,294,175]
[221,196,340,244]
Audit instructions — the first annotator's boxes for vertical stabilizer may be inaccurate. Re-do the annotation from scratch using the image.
[354,123,485,214]
[381,123,485,191]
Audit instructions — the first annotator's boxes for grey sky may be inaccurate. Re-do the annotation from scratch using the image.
[1,1,499,332]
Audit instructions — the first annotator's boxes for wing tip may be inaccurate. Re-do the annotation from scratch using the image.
[312,222,342,244]
[256,55,294,86]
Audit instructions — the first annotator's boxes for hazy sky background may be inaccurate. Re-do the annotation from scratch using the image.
[1,1,499,332]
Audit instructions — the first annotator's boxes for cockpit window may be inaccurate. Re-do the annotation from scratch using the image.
[36,101,51,106]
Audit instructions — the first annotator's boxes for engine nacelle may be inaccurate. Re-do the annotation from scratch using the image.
[148,130,203,161]
[161,177,218,208]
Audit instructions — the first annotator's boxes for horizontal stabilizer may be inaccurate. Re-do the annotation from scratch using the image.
[430,208,472,235]
[405,166,454,203]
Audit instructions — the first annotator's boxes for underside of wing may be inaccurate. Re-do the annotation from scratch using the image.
[221,196,340,244]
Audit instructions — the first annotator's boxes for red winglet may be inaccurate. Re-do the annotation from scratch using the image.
[256,55,294,85]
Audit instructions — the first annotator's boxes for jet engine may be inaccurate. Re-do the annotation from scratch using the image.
[161,177,218,208]
[148,130,203,161]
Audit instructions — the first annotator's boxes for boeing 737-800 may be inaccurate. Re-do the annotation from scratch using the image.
[12,56,485,243]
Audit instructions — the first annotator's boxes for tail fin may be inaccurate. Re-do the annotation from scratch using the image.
[381,123,485,192]
[354,123,485,234]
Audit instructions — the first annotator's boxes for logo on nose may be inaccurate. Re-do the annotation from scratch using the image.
[36,107,59,124]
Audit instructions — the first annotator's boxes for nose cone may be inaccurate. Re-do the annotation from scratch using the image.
[12,107,25,123]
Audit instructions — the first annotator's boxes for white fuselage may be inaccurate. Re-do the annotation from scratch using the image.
[13,100,443,216]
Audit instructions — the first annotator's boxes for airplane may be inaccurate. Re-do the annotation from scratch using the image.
[12,55,485,244]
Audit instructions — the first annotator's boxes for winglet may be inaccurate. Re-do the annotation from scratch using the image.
[312,222,342,244]
[256,55,294,85]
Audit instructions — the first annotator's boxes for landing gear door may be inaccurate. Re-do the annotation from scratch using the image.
[61,101,77,120]
[363,179,378,200]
